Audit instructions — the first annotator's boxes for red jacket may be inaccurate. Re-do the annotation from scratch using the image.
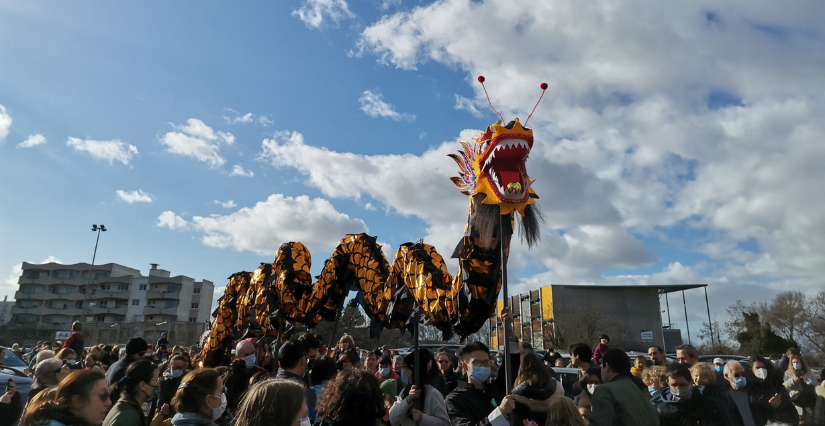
[63,332,85,357]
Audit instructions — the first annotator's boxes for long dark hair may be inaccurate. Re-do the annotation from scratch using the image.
[317,368,384,426]
[23,370,106,426]
[233,379,305,426]
[515,352,550,388]
[749,355,782,387]
[118,360,157,398]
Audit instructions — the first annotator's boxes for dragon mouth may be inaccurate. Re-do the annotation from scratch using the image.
[480,137,531,203]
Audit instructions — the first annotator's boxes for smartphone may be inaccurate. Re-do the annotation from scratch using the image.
[5,378,13,393]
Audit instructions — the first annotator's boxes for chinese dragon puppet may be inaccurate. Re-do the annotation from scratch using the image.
[201,77,546,366]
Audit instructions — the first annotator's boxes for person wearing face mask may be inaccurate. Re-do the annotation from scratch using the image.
[444,341,516,426]
[169,369,225,426]
[748,355,798,426]
[712,358,725,383]
[657,363,735,426]
[573,368,603,406]
[222,340,267,419]
[723,360,777,426]
[388,349,450,426]
[158,355,189,411]
[232,379,310,426]
[56,348,80,370]
[104,360,159,426]
[29,359,72,402]
[783,354,817,395]
[22,369,112,426]
[586,348,658,426]
[376,355,400,384]
[642,366,667,404]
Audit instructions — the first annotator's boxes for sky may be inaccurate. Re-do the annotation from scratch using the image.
[1,0,824,345]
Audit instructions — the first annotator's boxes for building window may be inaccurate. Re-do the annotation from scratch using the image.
[132,299,140,306]
[139,284,147,291]
[22,286,36,294]
[54,271,64,279]
[69,271,78,279]
[189,317,197,323]
[51,287,59,294]
[164,315,176,322]
[79,286,86,294]
[95,315,105,322]
[76,301,84,308]
[113,315,125,321]
[118,284,129,291]
[24,271,39,279]
[191,303,198,309]
[100,284,110,291]
[164,300,179,308]
[193,288,201,294]
[65,287,73,294]
[149,316,154,320]
[166,285,179,293]
[18,300,35,308]
[115,300,127,308]
[95,272,109,279]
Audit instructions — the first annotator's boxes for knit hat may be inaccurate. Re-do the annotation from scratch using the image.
[380,378,397,396]
[125,337,149,356]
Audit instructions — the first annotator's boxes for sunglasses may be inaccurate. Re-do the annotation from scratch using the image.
[97,391,111,402]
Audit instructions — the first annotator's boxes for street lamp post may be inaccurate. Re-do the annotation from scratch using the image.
[84,224,107,322]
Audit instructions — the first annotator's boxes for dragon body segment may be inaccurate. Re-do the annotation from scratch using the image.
[201,117,542,367]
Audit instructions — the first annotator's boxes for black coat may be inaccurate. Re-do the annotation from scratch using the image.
[445,381,501,426]
[0,391,22,426]
[511,379,558,426]
[658,388,740,426]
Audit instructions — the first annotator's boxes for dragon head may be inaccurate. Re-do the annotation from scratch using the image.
[449,118,539,216]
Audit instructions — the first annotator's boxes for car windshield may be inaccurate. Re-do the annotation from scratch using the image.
[2,348,28,367]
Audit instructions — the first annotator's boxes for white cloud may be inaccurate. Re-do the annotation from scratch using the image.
[454,94,483,117]
[116,189,153,204]
[188,194,368,256]
[67,137,139,165]
[2,256,62,292]
[0,104,11,143]
[258,116,274,127]
[293,0,355,29]
[157,211,189,230]
[223,112,254,125]
[214,200,237,209]
[18,134,47,148]
[358,90,415,121]
[160,119,234,168]
[229,164,254,178]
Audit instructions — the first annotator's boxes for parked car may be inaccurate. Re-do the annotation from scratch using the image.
[551,367,582,399]
[1,346,33,401]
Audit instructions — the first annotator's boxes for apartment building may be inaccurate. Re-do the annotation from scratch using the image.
[9,262,214,345]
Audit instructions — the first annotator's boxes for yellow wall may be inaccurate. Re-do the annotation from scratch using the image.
[541,286,553,320]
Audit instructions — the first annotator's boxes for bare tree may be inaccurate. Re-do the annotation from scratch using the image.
[767,291,806,342]
[698,315,733,354]
[554,302,625,348]
[798,290,825,359]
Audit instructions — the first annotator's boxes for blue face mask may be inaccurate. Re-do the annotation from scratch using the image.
[380,368,391,377]
[470,366,491,383]
[648,386,660,398]
[243,354,256,369]
[715,366,723,372]
[733,377,747,389]
[793,362,802,371]
[400,372,409,386]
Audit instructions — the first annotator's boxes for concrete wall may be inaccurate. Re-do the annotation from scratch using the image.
[551,285,665,351]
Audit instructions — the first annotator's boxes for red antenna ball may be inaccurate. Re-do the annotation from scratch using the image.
[541,83,548,90]
[478,76,485,83]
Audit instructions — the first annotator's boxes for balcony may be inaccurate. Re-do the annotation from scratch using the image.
[146,289,181,300]
[86,305,128,316]
[14,289,85,301]
[143,305,179,316]
[93,289,131,300]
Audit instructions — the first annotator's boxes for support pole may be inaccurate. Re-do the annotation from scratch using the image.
[413,315,421,426]
[703,286,713,350]
[272,319,286,374]
[665,293,672,328]
[659,292,666,351]
[499,217,512,396]
[682,290,691,345]
[327,304,345,352]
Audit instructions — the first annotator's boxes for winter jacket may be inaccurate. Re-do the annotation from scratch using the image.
[0,391,23,426]
[33,409,98,426]
[169,413,216,426]
[593,343,609,366]
[103,394,148,426]
[389,384,450,426]
[657,388,740,426]
[721,383,773,426]
[587,375,659,426]
[445,381,510,426]
[62,333,85,358]
[441,369,461,395]
[511,378,563,426]
[783,370,817,394]
[376,368,400,384]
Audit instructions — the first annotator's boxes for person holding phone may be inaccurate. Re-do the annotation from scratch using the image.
[0,378,23,426]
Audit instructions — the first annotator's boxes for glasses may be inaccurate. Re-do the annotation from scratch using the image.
[97,391,111,402]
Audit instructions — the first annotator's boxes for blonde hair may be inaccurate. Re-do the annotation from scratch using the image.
[641,366,666,387]
[690,363,716,386]
[787,354,810,376]
[545,397,586,426]
[337,335,355,350]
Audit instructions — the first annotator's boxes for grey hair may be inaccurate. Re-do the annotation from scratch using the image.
[723,360,743,377]
[35,350,55,364]
[32,358,62,388]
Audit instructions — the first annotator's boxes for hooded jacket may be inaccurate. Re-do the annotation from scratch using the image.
[657,387,740,426]
[62,333,85,359]
[445,381,509,426]
[511,378,562,426]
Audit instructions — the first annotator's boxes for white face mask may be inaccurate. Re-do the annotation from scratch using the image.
[587,384,599,394]
[754,368,768,380]
[212,393,227,420]
[299,418,311,426]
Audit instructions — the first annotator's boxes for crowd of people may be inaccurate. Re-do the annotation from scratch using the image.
[2,316,825,426]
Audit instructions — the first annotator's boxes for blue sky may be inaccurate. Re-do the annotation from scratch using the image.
[2,0,824,345]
